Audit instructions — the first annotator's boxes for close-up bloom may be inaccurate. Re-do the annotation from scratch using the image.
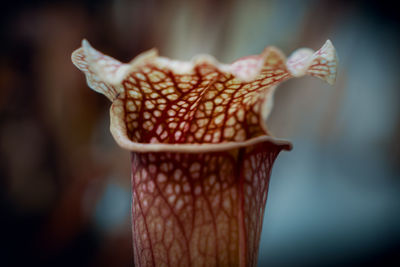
[4,1,400,266]
[72,40,337,266]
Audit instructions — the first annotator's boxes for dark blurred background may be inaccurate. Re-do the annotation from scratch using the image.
[1,0,399,266]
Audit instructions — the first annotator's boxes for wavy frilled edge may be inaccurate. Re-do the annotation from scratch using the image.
[72,40,337,153]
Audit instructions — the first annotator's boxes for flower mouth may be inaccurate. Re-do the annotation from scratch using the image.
[72,40,336,153]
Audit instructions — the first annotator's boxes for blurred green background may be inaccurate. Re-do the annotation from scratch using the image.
[1,0,399,266]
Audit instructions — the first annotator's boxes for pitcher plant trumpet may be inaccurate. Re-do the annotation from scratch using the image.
[72,39,337,267]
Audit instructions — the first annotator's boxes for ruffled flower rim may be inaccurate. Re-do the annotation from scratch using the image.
[72,40,337,153]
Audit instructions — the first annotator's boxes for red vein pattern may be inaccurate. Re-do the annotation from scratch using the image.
[72,40,337,267]
[131,142,286,266]
[119,50,289,145]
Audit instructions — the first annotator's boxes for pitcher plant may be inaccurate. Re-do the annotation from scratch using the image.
[72,39,337,267]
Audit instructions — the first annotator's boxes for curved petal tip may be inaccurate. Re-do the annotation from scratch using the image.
[287,39,337,85]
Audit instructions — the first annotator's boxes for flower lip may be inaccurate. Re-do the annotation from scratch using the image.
[72,39,337,153]
[110,106,293,153]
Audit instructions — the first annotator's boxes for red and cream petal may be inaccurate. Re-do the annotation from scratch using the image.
[72,40,337,267]
[72,40,337,152]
